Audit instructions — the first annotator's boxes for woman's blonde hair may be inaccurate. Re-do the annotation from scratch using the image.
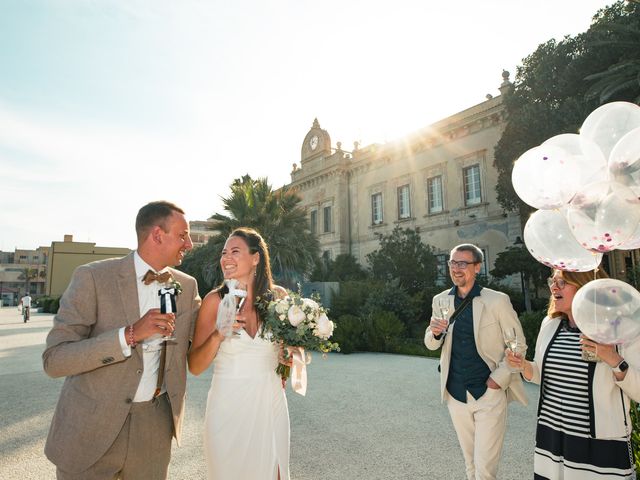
[547,268,609,318]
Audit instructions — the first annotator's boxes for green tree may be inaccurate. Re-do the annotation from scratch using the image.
[585,2,640,103]
[179,242,213,297]
[179,175,319,294]
[490,246,551,312]
[494,1,640,213]
[310,253,369,282]
[365,226,438,295]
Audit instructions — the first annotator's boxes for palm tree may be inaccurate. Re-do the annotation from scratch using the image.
[18,267,38,296]
[585,8,640,104]
[181,175,319,292]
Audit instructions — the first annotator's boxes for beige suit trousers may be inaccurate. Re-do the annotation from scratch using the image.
[446,388,508,480]
[56,394,173,480]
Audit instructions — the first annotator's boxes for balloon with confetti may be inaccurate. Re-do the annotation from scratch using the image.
[580,101,640,160]
[512,144,581,210]
[573,278,640,345]
[566,180,640,253]
[523,209,602,272]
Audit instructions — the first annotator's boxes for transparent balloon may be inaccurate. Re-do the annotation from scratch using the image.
[543,134,607,188]
[523,209,602,272]
[580,101,640,160]
[619,222,640,251]
[512,144,581,209]
[566,180,640,253]
[573,278,640,345]
[608,126,640,197]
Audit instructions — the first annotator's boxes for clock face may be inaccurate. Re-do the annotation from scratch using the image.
[309,135,319,151]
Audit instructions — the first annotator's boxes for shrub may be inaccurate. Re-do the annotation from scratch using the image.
[330,280,380,319]
[519,310,546,360]
[40,296,61,314]
[365,310,405,353]
[412,286,448,338]
[393,338,440,358]
[631,401,640,475]
[333,314,366,354]
[363,281,416,329]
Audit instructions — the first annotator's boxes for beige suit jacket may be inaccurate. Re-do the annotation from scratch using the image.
[424,286,528,406]
[43,253,201,473]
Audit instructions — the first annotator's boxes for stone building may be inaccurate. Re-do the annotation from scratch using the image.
[46,235,131,297]
[189,219,219,248]
[288,72,522,285]
[0,246,49,305]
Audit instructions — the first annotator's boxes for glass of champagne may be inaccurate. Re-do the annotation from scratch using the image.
[580,334,600,362]
[233,282,248,337]
[437,297,451,332]
[503,327,525,371]
[159,288,177,342]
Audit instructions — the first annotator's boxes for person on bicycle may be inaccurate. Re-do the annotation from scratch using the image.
[20,293,32,322]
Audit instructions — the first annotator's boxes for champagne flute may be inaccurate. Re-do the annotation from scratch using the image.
[503,327,518,352]
[437,297,451,332]
[503,327,525,371]
[159,287,177,342]
[232,281,248,337]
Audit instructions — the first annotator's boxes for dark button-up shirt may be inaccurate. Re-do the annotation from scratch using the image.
[446,282,490,403]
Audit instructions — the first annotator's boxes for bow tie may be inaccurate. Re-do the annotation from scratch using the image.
[142,270,173,285]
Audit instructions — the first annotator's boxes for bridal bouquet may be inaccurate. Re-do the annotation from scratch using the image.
[258,290,339,394]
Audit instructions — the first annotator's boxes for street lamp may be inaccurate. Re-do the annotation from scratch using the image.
[514,236,532,312]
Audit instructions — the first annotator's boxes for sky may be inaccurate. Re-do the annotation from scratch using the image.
[0,0,611,251]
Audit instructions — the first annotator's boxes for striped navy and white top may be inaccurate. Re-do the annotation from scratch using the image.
[538,329,591,437]
[534,322,633,479]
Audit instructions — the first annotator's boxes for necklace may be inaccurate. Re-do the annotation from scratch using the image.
[561,317,580,333]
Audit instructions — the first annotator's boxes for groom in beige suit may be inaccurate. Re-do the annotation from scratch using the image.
[43,201,201,479]
[425,244,527,480]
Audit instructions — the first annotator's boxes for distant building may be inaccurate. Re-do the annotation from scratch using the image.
[189,219,219,248]
[46,235,131,297]
[0,246,49,305]
[288,72,520,286]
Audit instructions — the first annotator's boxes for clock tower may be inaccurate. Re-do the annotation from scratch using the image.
[301,118,331,162]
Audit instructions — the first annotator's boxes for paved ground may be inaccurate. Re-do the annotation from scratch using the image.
[0,307,539,479]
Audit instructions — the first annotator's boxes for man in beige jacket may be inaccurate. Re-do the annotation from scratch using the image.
[43,201,201,479]
[425,243,527,480]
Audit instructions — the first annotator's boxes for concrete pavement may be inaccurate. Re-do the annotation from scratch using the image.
[0,307,538,479]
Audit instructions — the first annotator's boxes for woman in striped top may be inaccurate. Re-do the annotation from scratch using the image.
[506,269,639,479]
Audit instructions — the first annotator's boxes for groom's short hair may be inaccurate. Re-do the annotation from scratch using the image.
[136,201,185,242]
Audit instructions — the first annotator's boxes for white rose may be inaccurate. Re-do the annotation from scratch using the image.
[275,300,289,315]
[314,313,334,339]
[287,305,306,327]
[302,298,319,311]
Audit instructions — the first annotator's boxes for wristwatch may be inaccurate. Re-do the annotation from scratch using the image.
[613,359,629,373]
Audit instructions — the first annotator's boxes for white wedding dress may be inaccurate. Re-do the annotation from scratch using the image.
[204,329,290,480]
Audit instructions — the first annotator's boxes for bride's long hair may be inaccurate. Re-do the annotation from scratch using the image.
[216,227,274,310]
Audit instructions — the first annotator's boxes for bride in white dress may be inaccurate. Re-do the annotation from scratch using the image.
[188,227,290,480]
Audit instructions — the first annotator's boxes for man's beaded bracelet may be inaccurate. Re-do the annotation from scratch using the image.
[128,325,137,348]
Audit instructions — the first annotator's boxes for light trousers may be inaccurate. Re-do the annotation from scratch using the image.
[56,393,174,480]
[446,388,508,480]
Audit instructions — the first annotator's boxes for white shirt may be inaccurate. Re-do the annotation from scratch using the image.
[21,296,32,307]
[118,251,170,402]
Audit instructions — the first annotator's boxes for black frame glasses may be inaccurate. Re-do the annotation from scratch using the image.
[447,260,479,269]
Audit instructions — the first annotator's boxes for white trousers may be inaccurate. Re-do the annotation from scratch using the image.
[446,388,508,480]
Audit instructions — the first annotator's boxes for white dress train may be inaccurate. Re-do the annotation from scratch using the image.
[204,329,290,480]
